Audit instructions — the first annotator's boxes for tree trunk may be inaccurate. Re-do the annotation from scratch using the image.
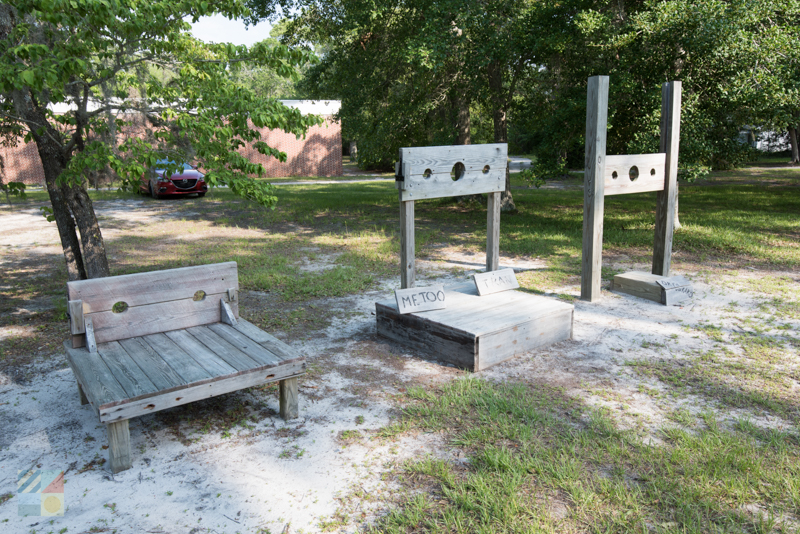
[789,125,799,164]
[455,94,471,146]
[488,61,515,212]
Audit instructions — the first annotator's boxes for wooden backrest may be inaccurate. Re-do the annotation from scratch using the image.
[67,262,239,347]
[396,143,507,201]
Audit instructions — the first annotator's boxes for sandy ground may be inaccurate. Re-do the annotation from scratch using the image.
[1,198,798,533]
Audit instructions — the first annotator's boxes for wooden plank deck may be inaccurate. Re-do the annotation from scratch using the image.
[65,319,305,423]
[376,283,573,371]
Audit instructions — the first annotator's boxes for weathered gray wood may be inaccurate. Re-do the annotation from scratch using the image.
[376,284,573,371]
[77,382,89,405]
[97,341,159,398]
[227,288,238,306]
[581,75,609,302]
[486,192,501,272]
[99,362,306,422]
[64,341,128,407]
[232,319,302,362]
[400,195,415,289]
[69,300,85,334]
[220,299,238,326]
[164,329,238,376]
[655,275,690,290]
[472,268,519,296]
[107,420,131,474]
[89,294,233,344]
[207,323,282,367]
[84,316,97,353]
[604,153,667,196]
[398,144,507,201]
[611,271,663,303]
[66,262,239,313]
[279,377,299,420]
[118,337,187,391]
[141,333,212,384]
[395,286,446,314]
[653,81,682,276]
[185,325,261,371]
[663,285,693,305]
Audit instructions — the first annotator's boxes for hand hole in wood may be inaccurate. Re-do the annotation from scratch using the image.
[193,290,206,302]
[611,171,618,179]
[423,168,432,179]
[629,166,639,181]
[450,162,465,181]
[112,301,128,313]
[650,168,656,176]
[482,165,490,174]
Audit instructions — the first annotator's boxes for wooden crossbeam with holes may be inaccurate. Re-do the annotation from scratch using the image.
[64,262,305,473]
[581,76,688,304]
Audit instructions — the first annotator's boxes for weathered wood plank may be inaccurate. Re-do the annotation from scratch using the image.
[486,192,501,272]
[141,333,213,384]
[69,300,84,335]
[88,294,234,344]
[207,323,282,367]
[653,81,682,276]
[400,195,415,289]
[164,329,238,376]
[611,271,663,303]
[472,269,519,296]
[84,316,97,353]
[441,293,573,337]
[66,262,239,313]
[232,319,302,362]
[99,362,306,423]
[97,341,159,399]
[64,341,128,407]
[395,286,446,314]
[220,299,238,326]
[118,337,186,391]
[107,420,131,473]
[279,377,299,420]
[185,325,261,371]
[604,153,666,196]
[581,75,609,302]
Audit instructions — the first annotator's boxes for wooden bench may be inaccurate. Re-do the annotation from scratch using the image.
[64,261,305,473]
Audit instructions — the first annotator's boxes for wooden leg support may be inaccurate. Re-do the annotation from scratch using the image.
[107,420,132,474]
[77,382,89,405]
[279,377,299,420]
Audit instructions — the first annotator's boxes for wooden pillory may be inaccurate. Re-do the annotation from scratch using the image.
[581,76,692,305]
[376,144,574,371]
[64,262,306,472]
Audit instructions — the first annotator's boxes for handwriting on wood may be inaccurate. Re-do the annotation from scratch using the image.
[395,286,446,314]
[473,268,520,296]
[656,275,690,290]
[663,285,694,306]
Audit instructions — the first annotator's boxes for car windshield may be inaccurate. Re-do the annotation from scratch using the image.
[155,160,193,171]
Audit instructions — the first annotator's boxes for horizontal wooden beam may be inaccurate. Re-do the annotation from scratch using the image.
[604,153,666,196]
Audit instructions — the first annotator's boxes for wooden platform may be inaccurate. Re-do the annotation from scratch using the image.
[64,319,305,423]
[611,271,693,305]
[376,283,573,371]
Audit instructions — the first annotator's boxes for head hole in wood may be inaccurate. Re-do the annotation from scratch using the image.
[193,290,206,301]
[611,171,618,179]
[112,301,128,313]
[423,168,432,179]
[650,168,656,176]
[629,166,639,181]
[482,165,490,174]
[450,162,465,181]
[266,374,275,379]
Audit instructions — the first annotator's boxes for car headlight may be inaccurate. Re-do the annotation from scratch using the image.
[157,175,170,182]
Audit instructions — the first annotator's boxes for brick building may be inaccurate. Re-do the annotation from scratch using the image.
[0,100,343,185]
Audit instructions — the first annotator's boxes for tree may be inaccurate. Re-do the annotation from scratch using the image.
[0,0,321,280]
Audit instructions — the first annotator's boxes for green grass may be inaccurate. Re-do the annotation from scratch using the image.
[372,379,800,533]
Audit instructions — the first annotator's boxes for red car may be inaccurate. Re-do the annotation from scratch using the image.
[139,160,208,199]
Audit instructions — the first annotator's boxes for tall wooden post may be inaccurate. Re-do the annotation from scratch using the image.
[653,81,682,276]
[486,192,501,271]
[581,76,609,302]
[400,193,415,289]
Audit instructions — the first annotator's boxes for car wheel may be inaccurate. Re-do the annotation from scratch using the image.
[150,184,159,199]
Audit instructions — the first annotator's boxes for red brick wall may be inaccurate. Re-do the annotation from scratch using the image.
[0,118,342,185]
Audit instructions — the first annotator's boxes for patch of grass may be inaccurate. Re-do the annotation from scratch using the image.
[372,379,800,533]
